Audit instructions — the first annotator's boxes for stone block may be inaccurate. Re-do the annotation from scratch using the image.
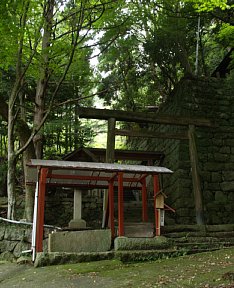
[211,172,222,183]
[176,208,190,217]
[0,240,18,252]
[0,224,5,241]
[201,172,211,182]
[204,162,225,172]
[220,182,234,192]
[114,236,170,251]
[228,192,234,201]
[0,251,15,261]
[124,222,154,238]
[220,147,231,154]
[4,225,25,241]
[215,191,227,203]
[206,182,221,191]
[69,219,86,229]
[222,171,234,182]
[48,229,111,253]
[13,241,31,257]
[214,153,229,162]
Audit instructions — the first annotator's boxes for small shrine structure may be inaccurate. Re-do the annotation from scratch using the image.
[27,159,172,259]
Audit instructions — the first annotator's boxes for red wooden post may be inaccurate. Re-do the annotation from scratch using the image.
[118,172,124,236]
[153,174,160,236]
[36,168,48,252]
[108,179,115,239]
[141,178,148,222]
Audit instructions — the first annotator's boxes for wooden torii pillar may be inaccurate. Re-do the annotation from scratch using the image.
[102,118,116,228]
[188,125,204,225]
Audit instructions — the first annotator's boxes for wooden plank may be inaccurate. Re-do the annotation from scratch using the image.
[77,107,214,127]
[188,125,204,225]
[155,194,164,209]
[115,128,188,140]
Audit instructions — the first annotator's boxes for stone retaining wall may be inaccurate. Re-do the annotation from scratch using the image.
[44,189,103,228]
[0,219,52,261]
[0,219,32,261]
[130,77,234,225]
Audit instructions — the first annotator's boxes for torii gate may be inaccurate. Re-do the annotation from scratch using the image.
[77,107,215,225]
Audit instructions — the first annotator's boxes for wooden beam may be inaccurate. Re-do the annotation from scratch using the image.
[77,107,214,127]
[188,125,205,225]
[115,128,188,140]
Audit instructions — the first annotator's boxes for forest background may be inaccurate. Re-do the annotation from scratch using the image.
[0,0,233,221]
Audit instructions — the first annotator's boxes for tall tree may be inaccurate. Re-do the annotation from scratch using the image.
[96,0,233,110]
[0,0,121,220]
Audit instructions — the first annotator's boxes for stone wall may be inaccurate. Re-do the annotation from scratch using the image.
[0,219,53,261]
[0,219,32,261]
[45,188,103,228]
[130,77,234,225]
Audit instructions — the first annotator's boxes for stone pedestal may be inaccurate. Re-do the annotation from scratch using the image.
[48,230,112,252]
[69,189,86,229]
[69,218,86,229]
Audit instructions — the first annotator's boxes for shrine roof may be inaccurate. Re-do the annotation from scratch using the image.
[27,159,172,190]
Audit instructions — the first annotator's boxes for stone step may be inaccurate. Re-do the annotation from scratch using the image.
[163,231,234,238]
[124,222,154,238]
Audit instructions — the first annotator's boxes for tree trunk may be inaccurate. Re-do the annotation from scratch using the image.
[33,0,54,159]
[16,120,36,221]
[7,89,17,219]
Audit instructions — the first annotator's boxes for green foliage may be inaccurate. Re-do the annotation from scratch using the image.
[218,24,234,46]
[185,0,234,11]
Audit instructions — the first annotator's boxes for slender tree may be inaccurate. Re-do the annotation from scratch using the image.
[0,0,122,220]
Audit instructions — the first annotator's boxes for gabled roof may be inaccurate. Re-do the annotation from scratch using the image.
[63,147,165,165]
[26,159,172,190]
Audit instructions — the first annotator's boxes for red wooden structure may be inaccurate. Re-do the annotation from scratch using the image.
[27,159,173,254]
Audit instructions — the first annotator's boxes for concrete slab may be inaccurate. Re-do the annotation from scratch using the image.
[48,229,111,253]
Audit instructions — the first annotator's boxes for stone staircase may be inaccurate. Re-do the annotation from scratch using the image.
[162,224,234,253]
[123,200,155,238]
[124,222,154,237]
[118,200,234,259]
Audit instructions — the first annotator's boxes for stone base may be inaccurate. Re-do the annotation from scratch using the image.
[124,222,154,237]
[114,236,170,251]
[48,229,112,253]
[69,219,86,229]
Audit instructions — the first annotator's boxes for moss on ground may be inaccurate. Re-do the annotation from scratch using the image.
[59,247,234,288]
[0,248,234,287]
